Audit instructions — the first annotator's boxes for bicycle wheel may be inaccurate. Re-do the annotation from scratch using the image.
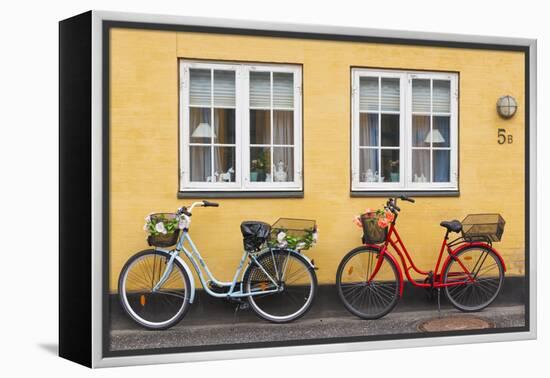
[336,246,400,319]
[118,249,192,330]
[244,249,317,323]
[443,246,504,312]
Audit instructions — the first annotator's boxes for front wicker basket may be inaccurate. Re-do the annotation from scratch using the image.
[361,212,388,244]
[148,230,180,248]
[146,213,180,247]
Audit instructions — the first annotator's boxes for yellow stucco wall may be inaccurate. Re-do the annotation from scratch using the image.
[109,28,526,291]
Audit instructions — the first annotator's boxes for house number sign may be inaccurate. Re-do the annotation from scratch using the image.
[498,128,513,144]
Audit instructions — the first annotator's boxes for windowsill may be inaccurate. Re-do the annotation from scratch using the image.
[350,190,459,197]
[178,190,304,199]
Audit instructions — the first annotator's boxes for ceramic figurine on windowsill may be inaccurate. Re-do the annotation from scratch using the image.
[414,173,428,183]
[365,169,383,182]
[274,160,288,182]
[219,167,234,182]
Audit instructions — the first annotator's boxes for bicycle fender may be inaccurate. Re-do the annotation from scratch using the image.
[263,248,316,269]
[173,255,196,303]
[442,242,507,274]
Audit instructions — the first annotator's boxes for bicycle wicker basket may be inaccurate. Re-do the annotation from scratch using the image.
[361,212,388,244]
[146,213,181,248]
[461,213,505,242]
[269,218,317,250]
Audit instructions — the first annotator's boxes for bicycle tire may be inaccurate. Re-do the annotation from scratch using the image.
[118,249,192,330]
[336,246,401,319]
[443,245,504,312]
[243,249,317,323]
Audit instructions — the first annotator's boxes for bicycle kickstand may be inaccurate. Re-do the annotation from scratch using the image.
[437,288,441,319]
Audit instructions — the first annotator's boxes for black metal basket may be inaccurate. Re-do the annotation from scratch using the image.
[269,218,316,248]
[361,212,388,244]
[461,214,505,242]
[146,213,180,248]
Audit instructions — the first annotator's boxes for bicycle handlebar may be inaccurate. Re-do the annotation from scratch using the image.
[400,195,415,203]
[177,200,220,217]
[386,196,415,214]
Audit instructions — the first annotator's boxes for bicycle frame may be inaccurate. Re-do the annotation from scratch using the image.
[154,229,283,299]
[370,221,506,291]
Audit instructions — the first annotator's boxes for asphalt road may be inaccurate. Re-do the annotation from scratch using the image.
[110,304,525,352]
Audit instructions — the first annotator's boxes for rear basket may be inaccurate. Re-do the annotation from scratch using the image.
[361,212,388,244]
[461,214,505,242]
[270,218,316,250]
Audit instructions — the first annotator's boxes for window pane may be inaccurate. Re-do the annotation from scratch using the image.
[189,69,211,106]
[360,113,379,147]
[381,149,400,183]
[214,147,236,182]
[412,79,430,113]
[412,115,430,147]
[381,78,400,112]
[213,70,235,107]
[189,146,211,182]
[359,77,378,112]
[189,107,212,143]
[250,109,270,144]
[273,110,294,145]
[273,147,294,182]
[433,80,450,113]
[412,149,430,183]
[273,72,294,108]
[359,149,379,182]
[433,150,450,182]
[433,116,450,147]
[250,147,271,182]
[250,71,270,108]
[214,108,235,144]
[381,114,399,146]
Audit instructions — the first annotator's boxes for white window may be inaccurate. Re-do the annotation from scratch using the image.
[351,69,458,192]
[179,61,302,192]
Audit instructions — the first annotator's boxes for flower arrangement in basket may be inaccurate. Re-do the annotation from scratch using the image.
[353,208,394,244]
[143,213,189,247]
[271,227,318,251]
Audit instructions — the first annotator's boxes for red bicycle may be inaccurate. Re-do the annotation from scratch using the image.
[336,196,506,319]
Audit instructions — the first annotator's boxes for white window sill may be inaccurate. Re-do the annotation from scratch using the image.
[178,190,304,199]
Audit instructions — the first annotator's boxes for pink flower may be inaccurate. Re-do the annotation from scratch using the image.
[377,217,389,229]
[364,208,374,217]
[353,216,362,228]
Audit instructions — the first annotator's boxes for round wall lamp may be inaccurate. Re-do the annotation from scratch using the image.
[496,95,518,119]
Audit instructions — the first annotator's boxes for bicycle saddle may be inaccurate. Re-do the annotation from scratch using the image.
[440,220,462,233]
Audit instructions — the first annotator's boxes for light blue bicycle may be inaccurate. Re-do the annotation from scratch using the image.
[118,200,318,329]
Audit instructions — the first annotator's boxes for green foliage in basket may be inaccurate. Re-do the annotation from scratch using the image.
[144,214,186,236]
[270,227,318,251]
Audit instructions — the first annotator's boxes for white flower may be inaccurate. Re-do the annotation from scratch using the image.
[296,242,306,250]
[145,214,152,223]
[155,222,167,234]
[276,231,286,243]
[312,231,318,243]
[143,223,148,231]
[178,216,189,230]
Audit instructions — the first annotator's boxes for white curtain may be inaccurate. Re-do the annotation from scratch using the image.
[273,110,294,181]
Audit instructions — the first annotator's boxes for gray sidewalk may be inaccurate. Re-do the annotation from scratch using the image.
[110,299,525,351]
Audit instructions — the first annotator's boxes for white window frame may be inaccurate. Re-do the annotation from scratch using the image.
[179,61,302,192]
[351,68,458,192]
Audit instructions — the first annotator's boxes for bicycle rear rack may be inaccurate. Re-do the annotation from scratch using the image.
[447,235,493,248]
